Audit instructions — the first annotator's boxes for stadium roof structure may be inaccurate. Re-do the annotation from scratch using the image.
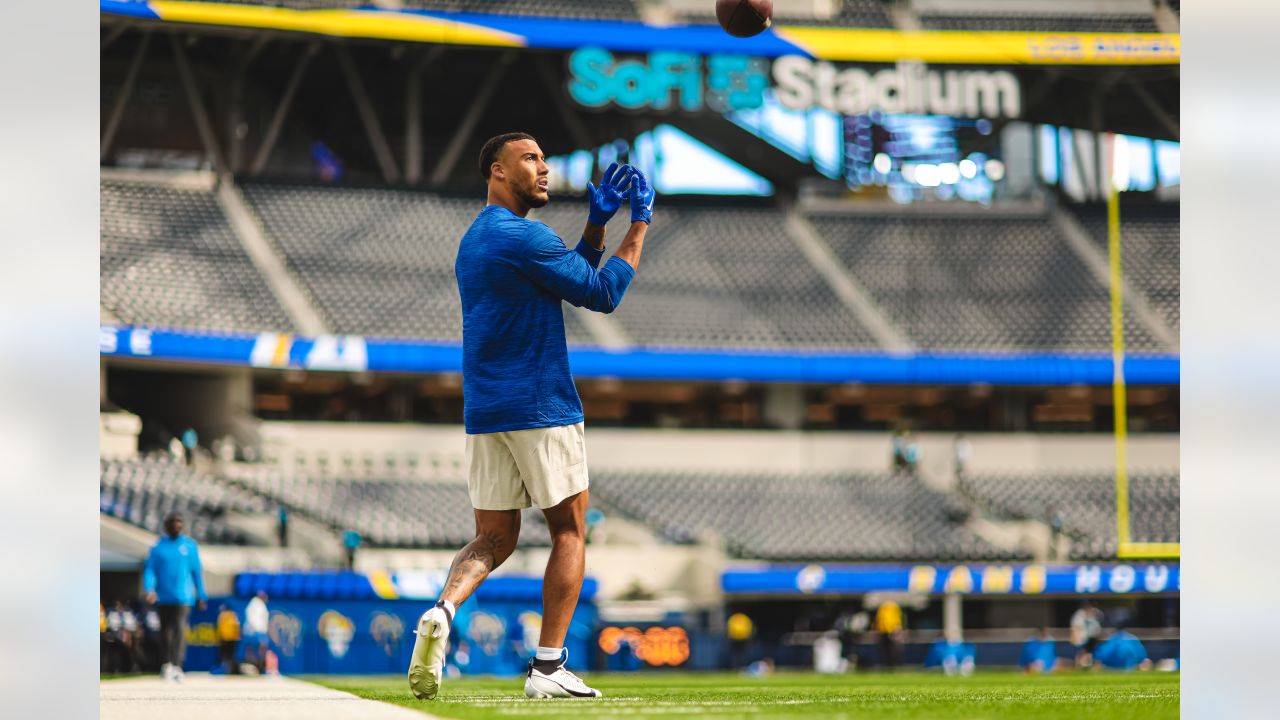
[102,2,1179,66]
[102,2,1179,189]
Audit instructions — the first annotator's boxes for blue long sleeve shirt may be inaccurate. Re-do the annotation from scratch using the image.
[143,534,207,606]
[455,205,635,434]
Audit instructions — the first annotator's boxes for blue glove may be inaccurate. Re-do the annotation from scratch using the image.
[586,162,634,226]
[628,168,655,224]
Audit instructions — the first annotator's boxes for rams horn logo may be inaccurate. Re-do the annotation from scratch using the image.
[466,611,506,657]
[318,610,355,659]
[370,612,405,657]
[517,611,543,651]
[267,611,302,657]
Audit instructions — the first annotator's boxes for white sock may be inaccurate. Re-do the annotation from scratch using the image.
[536,646,563,662]
[437,599,456,621]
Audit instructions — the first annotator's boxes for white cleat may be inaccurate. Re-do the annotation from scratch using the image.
[524,651,602,699]
[407,604,451,700]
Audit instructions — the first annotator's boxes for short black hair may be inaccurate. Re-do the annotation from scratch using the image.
[479,132,536,180]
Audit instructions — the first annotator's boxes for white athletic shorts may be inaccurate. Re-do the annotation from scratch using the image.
[465,422,588,510]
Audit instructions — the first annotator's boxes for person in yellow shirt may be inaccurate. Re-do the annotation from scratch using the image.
[874,601,904,669]
[100,604,108,672]
[216,604,242,674]
[727,612,754,669]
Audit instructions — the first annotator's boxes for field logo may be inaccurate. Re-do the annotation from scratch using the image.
[268,611,302,657]
[369,612,405,657]
[318,610,355,658]
[466,611,506,657]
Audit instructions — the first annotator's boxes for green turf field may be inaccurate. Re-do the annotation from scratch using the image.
[315,670,1179,720]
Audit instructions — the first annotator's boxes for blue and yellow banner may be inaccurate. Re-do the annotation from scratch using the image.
[100,325,1181,385]
[184,590,597,675]
[722,563,1180,596]
[101,1,1179,66]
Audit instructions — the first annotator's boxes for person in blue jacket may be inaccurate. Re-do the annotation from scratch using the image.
[1094,628,1152,671]
[143,512,207,681]
[1019,627,1059,673]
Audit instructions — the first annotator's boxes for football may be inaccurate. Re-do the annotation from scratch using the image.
[716,0,773,38]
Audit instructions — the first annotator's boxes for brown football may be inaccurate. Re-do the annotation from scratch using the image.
[716,0,773,38]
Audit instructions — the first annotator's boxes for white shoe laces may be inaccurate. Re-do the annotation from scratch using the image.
[553,650,588,685]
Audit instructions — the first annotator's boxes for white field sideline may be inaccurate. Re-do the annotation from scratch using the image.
[100,673,436,720]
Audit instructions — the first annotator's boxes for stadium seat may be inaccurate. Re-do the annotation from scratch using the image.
[229,464,559,549]
[808,212,1165,352]
[589,468,1027,561]
[240,183,600,345]
[958,471,1180,560]
[99,454,271,545]
[535,203,882,349]
[100,179,295,333]
[1070,203,1179,333]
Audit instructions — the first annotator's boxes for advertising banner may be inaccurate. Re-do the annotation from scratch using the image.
[722,562,1180,596]
[100,325,1180,386]
[183,596,597,676]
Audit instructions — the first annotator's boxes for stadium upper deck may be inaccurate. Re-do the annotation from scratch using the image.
[99,0,1179,386]
[101,175,1179,356]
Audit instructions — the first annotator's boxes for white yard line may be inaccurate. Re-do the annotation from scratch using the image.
[100,674,437,720]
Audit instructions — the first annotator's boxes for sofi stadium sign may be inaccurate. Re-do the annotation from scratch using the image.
[567,48,1021,119]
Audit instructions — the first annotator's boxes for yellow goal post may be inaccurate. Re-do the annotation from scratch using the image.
[1105,133,1179,560]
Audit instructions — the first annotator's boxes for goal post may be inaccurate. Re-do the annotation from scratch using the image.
[1105,133,1179,561]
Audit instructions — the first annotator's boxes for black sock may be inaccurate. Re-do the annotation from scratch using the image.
[532,657,562,673]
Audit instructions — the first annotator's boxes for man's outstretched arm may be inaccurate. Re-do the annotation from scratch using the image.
[518,167,654,312]
[611,220,647,272]
[614,168,655,271]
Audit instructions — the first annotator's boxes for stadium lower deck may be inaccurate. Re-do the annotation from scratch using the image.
[101,452,1179,561]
